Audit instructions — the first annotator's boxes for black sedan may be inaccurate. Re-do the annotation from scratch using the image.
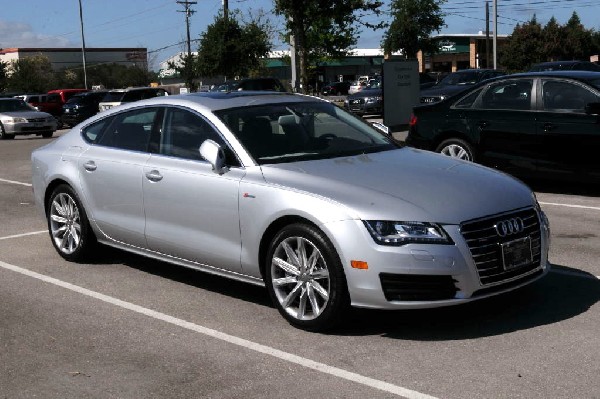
[406,71,600,183]
[419,69,505,104]
[321,81,351,96]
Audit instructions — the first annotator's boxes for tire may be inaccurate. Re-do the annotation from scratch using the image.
[47,184,97,262]
[42,131,54,138]
[0,123,14,140]
[265,223,349,331]
[435,138,475,162]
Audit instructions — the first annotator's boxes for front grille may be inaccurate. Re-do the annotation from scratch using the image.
[380,273,458,301]
[27,118,46,123]
[460,207,542,286]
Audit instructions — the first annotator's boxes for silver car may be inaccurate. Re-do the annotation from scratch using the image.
[31,92,551,331]
[0,98,57,139]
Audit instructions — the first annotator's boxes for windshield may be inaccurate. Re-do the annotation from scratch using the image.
[101,91,126,102]
[215,101,398,165]
[588,78,600,90]
[0,99,36,112]
[439,71,480,86]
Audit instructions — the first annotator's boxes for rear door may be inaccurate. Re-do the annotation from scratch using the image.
[78,107,163,248]
[536,78,600,180]
[470,78,538,175]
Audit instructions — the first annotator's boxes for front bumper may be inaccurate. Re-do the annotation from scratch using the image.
[344,98,382,115]
[3,121,56,136]
[322,206,550,309]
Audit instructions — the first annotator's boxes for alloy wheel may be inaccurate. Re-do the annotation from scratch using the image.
[49,192,82,255]
[270,236,330,321]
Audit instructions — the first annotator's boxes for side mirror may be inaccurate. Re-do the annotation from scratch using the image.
[585,102,600,115]
[199,139,229,175]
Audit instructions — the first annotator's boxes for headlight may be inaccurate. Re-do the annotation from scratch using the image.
[364,221,453,246]
[365,96,382,104]
[1,117,27,124]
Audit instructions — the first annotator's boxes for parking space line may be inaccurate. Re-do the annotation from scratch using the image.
[539,201,600,211]
[0,260,438,399]
[0,178,32,187]
[0,230,47,241]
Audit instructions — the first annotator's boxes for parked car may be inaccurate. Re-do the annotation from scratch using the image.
[61,90,108,127]
[348,80,367,95]
[407,71,600,183]
[321,81,351,96]
[211,78,287,93]
[420,69,506,104]
[32,91,550,331]
[529,60,600,72]
[0,98,57,139]
[98,87,168,112]
[344,79,382,115]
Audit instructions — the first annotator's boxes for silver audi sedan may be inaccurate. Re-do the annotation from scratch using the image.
[31,92,551,331]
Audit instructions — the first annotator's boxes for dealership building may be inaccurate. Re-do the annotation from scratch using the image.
[0,47,148,70]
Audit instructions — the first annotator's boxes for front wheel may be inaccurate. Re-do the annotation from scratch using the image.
[265,223,349,331]
[0,123,15,140]
[435,138,475,162]
[47,185,97,262]
[42,131,54,138]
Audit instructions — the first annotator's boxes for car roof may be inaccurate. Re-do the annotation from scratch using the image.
[506,70,600,80]
[108,87,164,93]
[119,91,321,112]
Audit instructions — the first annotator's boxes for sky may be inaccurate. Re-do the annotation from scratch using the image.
[1,0,598,71]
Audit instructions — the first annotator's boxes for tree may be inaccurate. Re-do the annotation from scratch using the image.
[382,0,446,59]
[542,17,564,61]
[7,55,59,93]
[0,61,8,93]
[562,12,593,60]
[500,16,545,72]
[196,12,272,81]
[275,0,384,93]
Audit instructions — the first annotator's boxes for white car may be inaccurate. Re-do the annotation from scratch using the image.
[0,98,57,139]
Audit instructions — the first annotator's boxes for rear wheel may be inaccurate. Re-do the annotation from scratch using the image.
[42,131,54,138]
[435,138,475,162]
[265,223,349,331]
[47,185,97,262]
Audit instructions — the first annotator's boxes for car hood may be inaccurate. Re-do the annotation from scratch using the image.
[0,111,53,118]
[420,84,472,98]
[260,148,534,224]
[347,88,382,99]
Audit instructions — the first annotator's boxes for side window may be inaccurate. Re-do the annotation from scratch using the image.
[47,94,60,103]
[96,108,160,152]
[454,88,483,109]
[479,80,532,110]
[122,90,143,102]
[542,80,598,112]
[160,108,227,161]
[82,117,114,144]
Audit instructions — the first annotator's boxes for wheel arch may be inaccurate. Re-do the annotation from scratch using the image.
[434,130,477,151]
[258,215,322,280]
[43,179,71,216]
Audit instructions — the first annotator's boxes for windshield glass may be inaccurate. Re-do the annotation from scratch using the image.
[588,78,600,90]
[439,71,480,86]
[0,99,36,112]
[215,101,398,165]
[101,91,126,102]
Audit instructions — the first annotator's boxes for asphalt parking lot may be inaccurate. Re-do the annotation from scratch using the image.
[1,130,599,399]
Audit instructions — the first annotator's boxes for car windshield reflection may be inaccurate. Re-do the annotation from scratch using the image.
[216,101,397,164]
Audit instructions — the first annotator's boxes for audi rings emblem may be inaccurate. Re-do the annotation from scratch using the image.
[495,217,525,237]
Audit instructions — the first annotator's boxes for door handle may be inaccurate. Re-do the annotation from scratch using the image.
[477,121,489,128]
[145,170,163,182]
[83,161,97,172]
[543,123,555,132]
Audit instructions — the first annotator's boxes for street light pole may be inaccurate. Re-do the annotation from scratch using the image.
[493,0,498,69]
[78,0,88,89]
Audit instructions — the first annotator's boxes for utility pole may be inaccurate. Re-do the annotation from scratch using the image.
[177,0,197,91]
[78,0,88,89]
[486,1,490,69]
[177,0,197,58]
[493,0,498,69]
[223,0,228,21]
